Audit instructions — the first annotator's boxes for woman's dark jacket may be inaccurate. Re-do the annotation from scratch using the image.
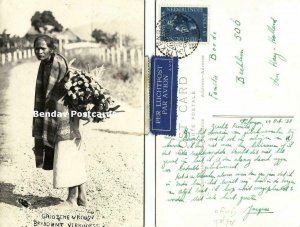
[32,53,80,169]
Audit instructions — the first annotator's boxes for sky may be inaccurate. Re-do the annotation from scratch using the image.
[0,0,143,40]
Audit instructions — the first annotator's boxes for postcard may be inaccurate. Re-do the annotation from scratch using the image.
[154,0,300,226]
[0,0,144,226]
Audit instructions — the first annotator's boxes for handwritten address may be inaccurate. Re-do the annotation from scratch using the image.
[231,18,245,85]
[268,17,287,86]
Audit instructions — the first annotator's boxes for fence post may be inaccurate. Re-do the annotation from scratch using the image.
[1,54,5,65]
[13,51,18,62]
[105,48,110,63]
[116,48,121,67]
[58,38,63,53]
[18,50,22,60]
[98,48,104,62]
[111,47,116,65]
[7,52,12,62]
[101,48,105,62]
[137,49,143,66]
[130,49,136,66]
[23,50,27,59]
[27,49,32,58]
[122,48,127,64]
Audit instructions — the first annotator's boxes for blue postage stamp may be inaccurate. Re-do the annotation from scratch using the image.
[161,7,208,42]
[150,56,178,136]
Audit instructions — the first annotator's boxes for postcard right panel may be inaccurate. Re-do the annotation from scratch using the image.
[155,0,300,226]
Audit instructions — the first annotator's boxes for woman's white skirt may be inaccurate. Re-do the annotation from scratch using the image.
[53,138,87,188]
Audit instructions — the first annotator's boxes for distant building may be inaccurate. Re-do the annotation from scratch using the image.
[25,26,82,44]
[60,28,81,42]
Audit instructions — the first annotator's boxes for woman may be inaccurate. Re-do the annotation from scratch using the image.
[32,35,87,207]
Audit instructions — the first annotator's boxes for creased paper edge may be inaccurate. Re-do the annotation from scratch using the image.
[144,56,150,134]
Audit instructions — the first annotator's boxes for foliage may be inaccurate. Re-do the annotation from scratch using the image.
[91,30,136,48]
[91,29,118,47]
[31,11,63,34]
[0,30,31,53]
[63,69,119,122]
[123,35,136,48]
[69,53,142,108]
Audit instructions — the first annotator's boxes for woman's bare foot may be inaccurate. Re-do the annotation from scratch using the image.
[55,200,77,209]
[77,183,87,206]
[77,198,86,206]
[55,186,78,209]
[67,186,78,204]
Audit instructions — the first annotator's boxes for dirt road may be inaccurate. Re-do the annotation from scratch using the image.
[0,62,144,227]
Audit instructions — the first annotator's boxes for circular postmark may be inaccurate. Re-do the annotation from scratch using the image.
[156,13,200,58]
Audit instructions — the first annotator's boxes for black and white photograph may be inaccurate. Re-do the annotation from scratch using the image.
[0,0,144,226]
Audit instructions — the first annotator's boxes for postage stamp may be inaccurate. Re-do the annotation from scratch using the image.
[161,7,208,42]
[156,7,208,58]
[150,56,178,136]
[160,13,200,42]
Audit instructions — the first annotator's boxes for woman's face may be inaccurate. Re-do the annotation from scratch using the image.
[34,39,52,61]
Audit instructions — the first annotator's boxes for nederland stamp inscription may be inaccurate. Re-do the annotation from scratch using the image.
[156,7,208,58]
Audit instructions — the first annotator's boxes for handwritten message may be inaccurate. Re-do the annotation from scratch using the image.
[161,117,295,205]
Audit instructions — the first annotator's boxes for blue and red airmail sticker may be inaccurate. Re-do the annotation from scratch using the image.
[150,56,178,136]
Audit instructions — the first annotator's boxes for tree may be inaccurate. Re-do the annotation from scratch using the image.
[123,35,136,47]
[31,11,63,34]
[0,29,10,50]
[92,29,118,47]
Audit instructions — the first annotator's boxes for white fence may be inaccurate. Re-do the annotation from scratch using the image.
[64,45,143,68]
[1,49,35,65]
[0,43,143,68]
